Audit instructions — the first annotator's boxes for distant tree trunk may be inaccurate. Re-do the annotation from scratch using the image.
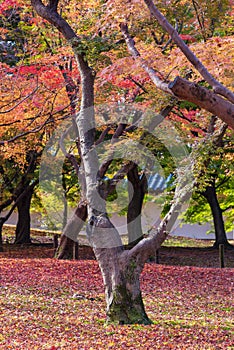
[202,183,231,248]
[127,166,147,248]
[62,193,68,230]
[56,200,87,259]
[14,187,33,244]
[0,217,5,252]
[56,235,77,259]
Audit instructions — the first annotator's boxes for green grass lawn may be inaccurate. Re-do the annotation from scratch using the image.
[162,235,216,248]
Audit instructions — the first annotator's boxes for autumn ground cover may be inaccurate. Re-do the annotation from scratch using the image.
[0,230,234,349]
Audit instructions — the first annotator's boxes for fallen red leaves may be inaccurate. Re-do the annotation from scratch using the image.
[0,258,233,349]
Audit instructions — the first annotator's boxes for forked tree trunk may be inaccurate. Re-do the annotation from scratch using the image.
[202,184,231,248]
[31,1,158,325]
[14,187,33,244]
[75,57,151,323]
[31,0,183,325]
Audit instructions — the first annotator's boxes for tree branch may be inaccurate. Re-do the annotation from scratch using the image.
[127,173,192,263]
[120,23,172,94]
[221,205,233,213]
[143,0,234,104]
[49,0,59,11]
[168,77,234,128]
[0,116,53,145]
[121,23,234,129]
[31,0,77,40]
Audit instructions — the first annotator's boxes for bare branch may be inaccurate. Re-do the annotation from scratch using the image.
[59,125,80,177]
[0,116,53,145]
[222,205,233,213]
[120,23,171,94]
[127,76,148,93]
[110,162,135,187]
[95,126,111,146]
[0,85,38,114]
[97,122,128,179]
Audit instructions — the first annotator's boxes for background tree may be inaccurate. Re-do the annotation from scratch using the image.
[0,0,78,247]
[182,120,234,247]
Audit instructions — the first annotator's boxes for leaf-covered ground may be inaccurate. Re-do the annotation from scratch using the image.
[0,257,233,349]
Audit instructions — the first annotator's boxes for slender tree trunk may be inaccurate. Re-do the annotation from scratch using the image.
[62,193,68,230]
[14,187,33,244]
[202,184,231,248]
[127,166,147,248]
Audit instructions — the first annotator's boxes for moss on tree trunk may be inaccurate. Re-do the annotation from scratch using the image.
[107,284,152,325]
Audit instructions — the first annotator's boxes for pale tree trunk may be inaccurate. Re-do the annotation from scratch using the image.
[87,181,186,324]
[72,46,148,323]
[72,42,153,323]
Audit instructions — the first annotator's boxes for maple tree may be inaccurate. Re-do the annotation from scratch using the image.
[0,1,78,247]
[0,0,233,325]
[117,0,234,247]
[0,150,41,248]
[96,2,233,251]
[28,0,234,325]
[181,121,234,246]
